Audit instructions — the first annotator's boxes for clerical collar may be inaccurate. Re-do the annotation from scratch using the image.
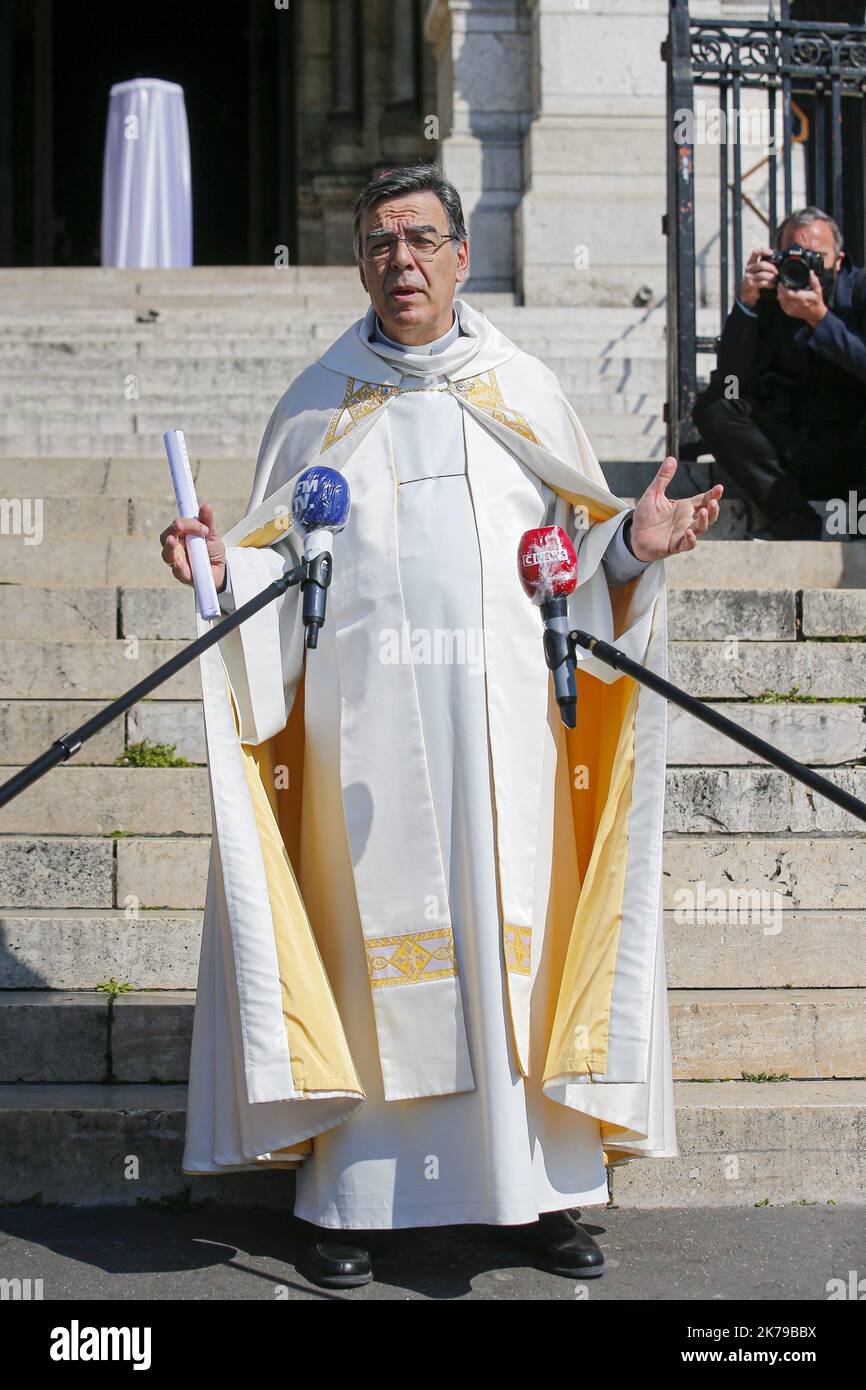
[372,310,461,355]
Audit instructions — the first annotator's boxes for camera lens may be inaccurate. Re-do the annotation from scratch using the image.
[779,258,810,290]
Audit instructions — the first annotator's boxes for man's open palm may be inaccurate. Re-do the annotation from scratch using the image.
[629,456,723,562]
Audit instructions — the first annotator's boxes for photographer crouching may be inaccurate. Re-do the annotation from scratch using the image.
[693,206,866,540]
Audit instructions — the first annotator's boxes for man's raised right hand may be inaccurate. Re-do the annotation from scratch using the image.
[160,502,227,593]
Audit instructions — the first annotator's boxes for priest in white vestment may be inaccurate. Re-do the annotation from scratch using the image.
[161,164,722,1288]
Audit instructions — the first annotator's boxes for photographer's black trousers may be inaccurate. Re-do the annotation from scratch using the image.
[692,391,866,523]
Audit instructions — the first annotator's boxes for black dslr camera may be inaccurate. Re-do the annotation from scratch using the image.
[758,244,825,297]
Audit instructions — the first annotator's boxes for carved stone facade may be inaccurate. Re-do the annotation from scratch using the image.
[297,0,672,305]
[295,0,439,264]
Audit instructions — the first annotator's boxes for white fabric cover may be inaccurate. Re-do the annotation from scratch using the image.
[101,78,192,268]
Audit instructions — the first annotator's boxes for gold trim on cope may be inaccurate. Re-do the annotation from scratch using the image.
[320,376,401,452]
[365,927,457,988]
[450,369,541,444]
[503,921,531,976]
[318,367,541,455]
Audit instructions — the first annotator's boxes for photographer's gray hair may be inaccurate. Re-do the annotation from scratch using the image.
[776,206,844,255]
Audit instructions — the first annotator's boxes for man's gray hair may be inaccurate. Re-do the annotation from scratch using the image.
[351,162,468,260]
[776,205,844,255]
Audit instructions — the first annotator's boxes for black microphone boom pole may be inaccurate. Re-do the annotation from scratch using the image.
[4,598,865,827]
[570,629,866,826]
[0,560,309,812]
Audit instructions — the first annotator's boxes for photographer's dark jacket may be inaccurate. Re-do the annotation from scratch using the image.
[695,255,866,433]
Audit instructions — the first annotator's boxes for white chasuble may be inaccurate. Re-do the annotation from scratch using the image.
[181,298,678,1227]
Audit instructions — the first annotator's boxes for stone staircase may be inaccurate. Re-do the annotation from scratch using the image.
[0,268,863,1208]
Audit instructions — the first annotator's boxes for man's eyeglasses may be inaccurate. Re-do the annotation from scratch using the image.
[361,229,456,263]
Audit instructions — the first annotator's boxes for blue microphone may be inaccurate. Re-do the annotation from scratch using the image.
[290,466,351,648]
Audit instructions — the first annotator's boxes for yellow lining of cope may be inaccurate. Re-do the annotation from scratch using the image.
[223,522,364,1104]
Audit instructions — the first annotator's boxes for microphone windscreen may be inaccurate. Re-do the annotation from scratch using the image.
[291,466,351,535]
[517,526,578,603]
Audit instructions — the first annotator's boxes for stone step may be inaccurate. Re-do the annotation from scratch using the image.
[0,405,665,435]
[6,694,865,770]
[6,694,866,772]
[0,769,210,835]
[0,699,204,766]
[0,910,203,989]
[663,836,866,913]
[667,702,866,764]
[802,588,866,635]
[0,336,667,371]
[0,639,201,699]
[0,834,211,909]
[2,825,865,914]
[609,1079,866,1207]
[665,768,866,834]
[0,1076,860,1207]
[3,632,865,705]
[0,325,669,361]
[3,584,800,642]
[0,991,192,1084]
[0,433,261,461]
[0,272,635,305]
[1,901,862,990]
[0,389,668,424]
[0,836,114,909]
[0,267,672,322]
[669,989,866,1080]
[0,354,669,390]
[0,489,858,551]
[1,584,863,645]
[668,640,866,696]
[0,1082,297,1207]
[666,910,866,988]
[0,276,664,319]
[0,987,860,1085]
[0,585,213,640]
[0,494,248,539]
[668,542,866,590]
[1,762,864,837]
[3,534,864,589]
[0,294,664,322]
[0,264,373,293]
[0,457,256,495]
[0,589,120,640]
[4,492,757,541]
[0,429,670,463]
[0,454,658,499]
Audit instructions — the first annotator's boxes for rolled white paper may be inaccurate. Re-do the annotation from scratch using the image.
[163,429,221,620]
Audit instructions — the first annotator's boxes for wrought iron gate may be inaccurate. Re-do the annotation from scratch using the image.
[663,0,866,458]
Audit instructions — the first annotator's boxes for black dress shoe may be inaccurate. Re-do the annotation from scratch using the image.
[303,1238,374,1289]
[510,1209,605,1278]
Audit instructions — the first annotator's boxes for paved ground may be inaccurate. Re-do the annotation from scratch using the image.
[0,1202,862,1301]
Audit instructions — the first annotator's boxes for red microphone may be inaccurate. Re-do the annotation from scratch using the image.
[518,527,579,727]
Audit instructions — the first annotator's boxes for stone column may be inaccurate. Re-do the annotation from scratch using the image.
[424,0,533,292]
[516,0,669,306]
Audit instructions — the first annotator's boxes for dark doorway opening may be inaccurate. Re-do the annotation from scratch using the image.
[1,0,296,266]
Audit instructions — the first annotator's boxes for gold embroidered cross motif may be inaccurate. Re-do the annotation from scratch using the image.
[503,922,531,976]
[391,939,433,978]
[450,369,541,444]
[319,366,541,454]
[365,928,457,989]
[320,376,401,452]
